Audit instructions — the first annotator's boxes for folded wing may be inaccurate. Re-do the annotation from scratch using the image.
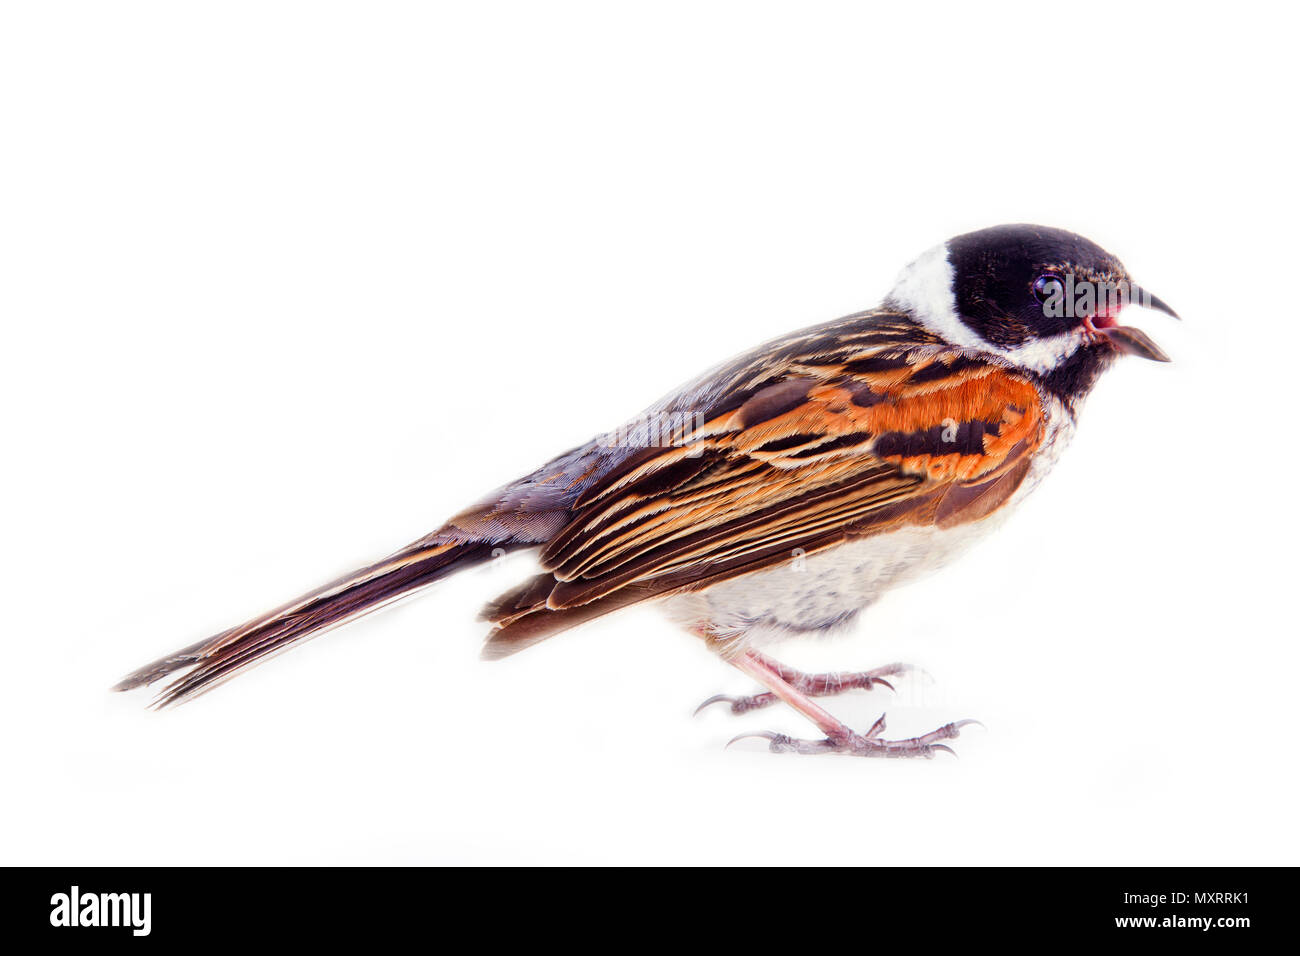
[482,339,1044,658]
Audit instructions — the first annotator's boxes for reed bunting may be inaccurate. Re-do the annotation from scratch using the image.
[116,224,1177,758]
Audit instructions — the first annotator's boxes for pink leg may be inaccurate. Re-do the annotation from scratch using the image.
[695,650,911,715]
[721,650,977,758]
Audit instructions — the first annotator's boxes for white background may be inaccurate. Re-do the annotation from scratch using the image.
[3,2,1296,865]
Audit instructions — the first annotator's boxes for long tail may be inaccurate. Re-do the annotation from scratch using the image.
[113,539,500,707]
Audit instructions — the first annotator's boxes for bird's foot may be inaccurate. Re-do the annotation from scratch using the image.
[695,659,913,715]
[728,715,981,758]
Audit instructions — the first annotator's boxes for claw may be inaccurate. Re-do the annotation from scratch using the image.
[694,694,738,716]
[726,731,782,749]
[865,712,887,738]
[694,689,779,715]
[930,744,957,758]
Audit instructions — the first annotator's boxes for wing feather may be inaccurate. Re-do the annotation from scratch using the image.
[482,331,1046,657]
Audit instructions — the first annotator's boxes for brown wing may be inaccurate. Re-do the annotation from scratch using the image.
[481,348,1044,658]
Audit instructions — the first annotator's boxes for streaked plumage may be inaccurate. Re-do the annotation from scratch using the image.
[116,224,1176,757]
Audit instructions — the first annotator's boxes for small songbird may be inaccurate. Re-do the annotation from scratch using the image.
[115,224,1177,757]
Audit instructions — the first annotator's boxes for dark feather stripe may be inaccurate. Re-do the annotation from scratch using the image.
[787,433,874,457]
[757,433,824,452]
[873,420,1001,458]
[735,379,815,427]
[907,355,985,384]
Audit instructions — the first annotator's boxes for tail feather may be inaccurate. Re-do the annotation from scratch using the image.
[114,539,500,707]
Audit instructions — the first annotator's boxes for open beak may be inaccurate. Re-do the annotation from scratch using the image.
[1092,283,1179,362]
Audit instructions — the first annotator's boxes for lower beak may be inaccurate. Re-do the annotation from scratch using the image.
[1100,325,1172,362]
[1098,283,1179,362]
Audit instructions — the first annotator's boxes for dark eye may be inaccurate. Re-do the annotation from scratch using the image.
[1032,274,1064,303]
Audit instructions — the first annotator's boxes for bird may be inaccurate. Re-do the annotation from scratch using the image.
[114,223,1178,757]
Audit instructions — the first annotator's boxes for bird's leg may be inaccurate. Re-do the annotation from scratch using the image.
[695,650,911,715]
[718,650,975,758]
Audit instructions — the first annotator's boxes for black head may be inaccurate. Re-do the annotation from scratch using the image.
[887,223,1177,403]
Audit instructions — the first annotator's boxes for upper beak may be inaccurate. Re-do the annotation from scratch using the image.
[1097,283,1179,362]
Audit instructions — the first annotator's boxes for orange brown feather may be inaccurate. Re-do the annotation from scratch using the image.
[482,347,1045,658]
